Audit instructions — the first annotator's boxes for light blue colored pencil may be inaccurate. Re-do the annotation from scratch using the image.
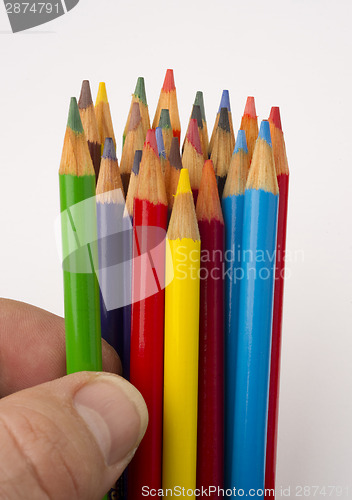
[222,130,250,488]
[231,121,279,499]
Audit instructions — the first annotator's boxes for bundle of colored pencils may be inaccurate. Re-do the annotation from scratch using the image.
[58,71,289,500]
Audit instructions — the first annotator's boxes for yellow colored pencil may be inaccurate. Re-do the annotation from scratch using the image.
[163,168,201,498]
[95,82,116,153]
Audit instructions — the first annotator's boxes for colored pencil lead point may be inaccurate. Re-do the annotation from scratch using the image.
[187,119,202,155]
[218,90,231,113]
[177,168,192,195]
[169,137,182,170]
[129,102,142,130]
[218,108,231,132]
[159,109,172,129]
[132,150,143,175]
[191,105,203,129]
[244,96,257,118]
[134,77,147,106]
[156,127,166,159]
[96,82,108,104]
[194,91,206,122]
[102,137,117,160]
[145,129,159,156]
[68,97,84,133]
[258,120,272,147]
[162,69,176,92]
[78,80,93,109]
[234,130,248,154]
[269,106,282,131]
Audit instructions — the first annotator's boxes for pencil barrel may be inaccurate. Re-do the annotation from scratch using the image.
[59,174,102,374]
[231,189,278,495]
[163,238,200,495]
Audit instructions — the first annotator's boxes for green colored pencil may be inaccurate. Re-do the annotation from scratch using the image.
[59,97,102,374]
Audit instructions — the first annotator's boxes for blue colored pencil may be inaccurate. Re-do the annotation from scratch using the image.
[123,149,143,381]
[231,121,279,498]
[96,138,125,357]
[222,130,250,487]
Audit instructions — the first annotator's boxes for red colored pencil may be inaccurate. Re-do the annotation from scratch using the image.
[196,159,225,497]
[153,69,181,142]
[129,130,168,499]
[265,107,290,495]
[182,118,204,205]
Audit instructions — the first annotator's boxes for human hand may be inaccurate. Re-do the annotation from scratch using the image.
[0,299,148,499]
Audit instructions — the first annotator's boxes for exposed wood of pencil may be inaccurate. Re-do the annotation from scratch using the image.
[153,69,181,141]
[182,118,204,205]
[126,150,142,216]
[78,80,101,181]
[196,160,224,495]
[120,102,145,194]
[165,137,182,210]
[211,107,234,198]
[265,107,290,495]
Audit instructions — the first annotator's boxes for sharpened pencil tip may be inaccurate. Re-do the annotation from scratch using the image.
[159,109,172,129]
[78,80,93,109]
[234,130,248,154]
[67,97,84,133]
[134,77,147,106]
[218,108,231,133]
[156,127,166,159]
[218,90,231,113]
[186,119,202,155]
[102,137,116,160]
[132,150,143,175]
[194,91,206,122]
[269,106,282,131]
[96,82,108,105]
[191,105,203,129]
[244,96,257,118]
[168,137,182,170]
[258,120,272,147]
[145,129,159,156]
[162,69,176,92]
[176,168,192,195]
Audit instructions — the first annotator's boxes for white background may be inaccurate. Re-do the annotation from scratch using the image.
[0,0,351,495]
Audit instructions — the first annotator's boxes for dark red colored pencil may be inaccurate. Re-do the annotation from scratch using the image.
[265,107,290,495]
[129,130,168,499]
[196,159,225,497]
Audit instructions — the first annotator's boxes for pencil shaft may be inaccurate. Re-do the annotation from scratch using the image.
[222,193,244,487]
[197,219,224,495]
[265,173,289,490]
[231,189,278,496]
[129,198,167,498]
[163,238,200,495]
[59,174,102,373]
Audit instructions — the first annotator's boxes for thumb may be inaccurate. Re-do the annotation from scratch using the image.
[0,372,148,500]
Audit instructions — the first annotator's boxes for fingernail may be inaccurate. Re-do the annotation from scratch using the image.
[74,375,148,466]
